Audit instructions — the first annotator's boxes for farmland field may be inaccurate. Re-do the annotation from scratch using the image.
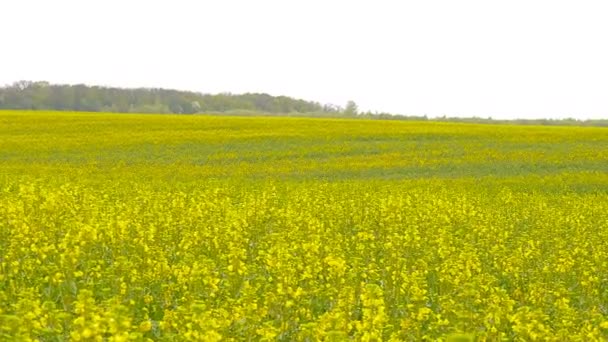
[1,110,608,341]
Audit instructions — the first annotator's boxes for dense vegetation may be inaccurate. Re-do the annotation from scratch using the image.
[1,111,608,340]
[2,82,608,126]
[0,81,343,115]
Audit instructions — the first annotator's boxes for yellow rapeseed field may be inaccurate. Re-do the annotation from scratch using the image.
[1,111,608,341]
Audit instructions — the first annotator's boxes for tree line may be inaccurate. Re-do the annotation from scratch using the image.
[1,81,606,126]
[0,81,348,115]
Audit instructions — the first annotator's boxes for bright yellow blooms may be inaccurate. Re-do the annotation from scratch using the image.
[1,111,608,340]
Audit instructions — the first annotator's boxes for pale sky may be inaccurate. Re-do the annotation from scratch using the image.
[2,0,608,119]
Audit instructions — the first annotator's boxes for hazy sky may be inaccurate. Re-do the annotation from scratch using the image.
[2,0,608,119]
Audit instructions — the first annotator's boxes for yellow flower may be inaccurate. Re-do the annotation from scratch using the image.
[139,320,152,332]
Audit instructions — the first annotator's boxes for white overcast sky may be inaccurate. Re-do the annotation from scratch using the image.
[1,0,608,119]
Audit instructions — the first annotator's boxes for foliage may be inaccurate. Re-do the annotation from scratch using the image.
[1,111,608,340]
[3,81,608,126]
[0,81,338,115]
[344,101,359,116]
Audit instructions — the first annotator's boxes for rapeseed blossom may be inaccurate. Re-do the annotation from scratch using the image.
[1,111,608,340]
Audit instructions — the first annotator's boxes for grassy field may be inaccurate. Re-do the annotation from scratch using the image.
[1,110,608,341]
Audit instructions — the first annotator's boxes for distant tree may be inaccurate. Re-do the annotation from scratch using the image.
[0,81,341,115]
[344,100,358,116]
[191,101,201,113]
[169,103,183,114]
[14,80,33,91]
[323,103,340,113]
